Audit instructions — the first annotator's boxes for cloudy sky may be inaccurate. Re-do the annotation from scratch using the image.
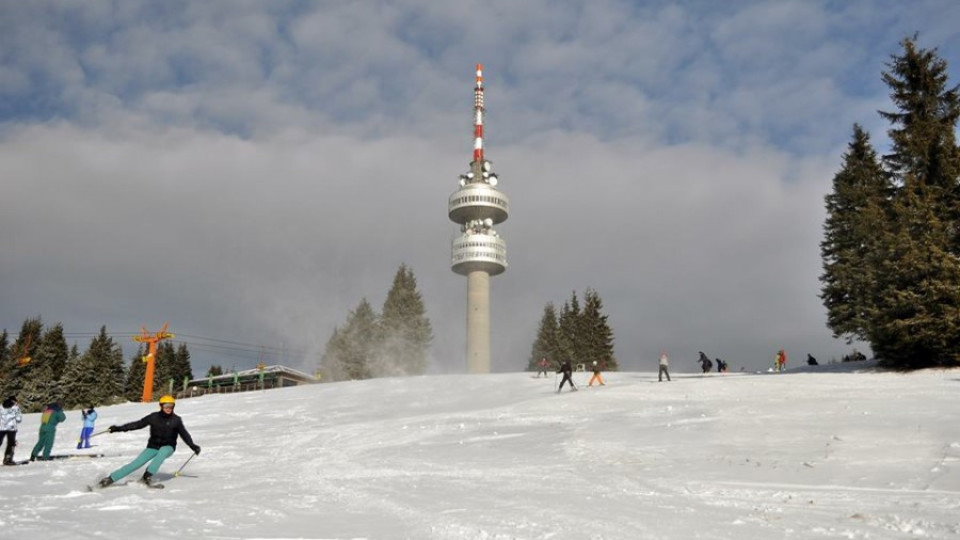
[2,1,958,375]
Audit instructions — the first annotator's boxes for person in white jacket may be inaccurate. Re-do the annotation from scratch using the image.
[1,396,23,465]
[658,352,671,382]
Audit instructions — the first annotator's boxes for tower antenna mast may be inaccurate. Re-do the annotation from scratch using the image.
[448,64,510,373]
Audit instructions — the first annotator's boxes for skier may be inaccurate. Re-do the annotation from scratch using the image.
[699,352,712,374]
[775,349,787,372]
[587,360,606,387]
[97,395,200,488]
[536,357,550,378]
[658,352,671,382]
[807,354,818,366]
[557,360,577,392]
[77,406,97,449]
[30,402,66,461]
[1,396,23,465]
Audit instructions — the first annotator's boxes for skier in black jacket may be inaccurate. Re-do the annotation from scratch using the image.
[97,395,200,488]
[557,360,577,393]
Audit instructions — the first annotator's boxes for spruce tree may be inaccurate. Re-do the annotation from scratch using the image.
[60,343,95,409]
[21,322,69,411]
[557,293,580,367]
[870,37,960,368]
[319,328,348,382]
[527,303,559,371]
[321,299,379,381]
[173,343,194,392]
[377,264,433,376]
[153,341,178,396]
[820,125,891,342]
[125,345,147,402]
[581,288,618,370]
[5,318,43,409]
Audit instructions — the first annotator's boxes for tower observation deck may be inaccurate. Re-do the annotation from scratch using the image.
[448,64,509,373]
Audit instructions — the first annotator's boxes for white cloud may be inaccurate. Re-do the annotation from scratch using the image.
[3,0,956,372]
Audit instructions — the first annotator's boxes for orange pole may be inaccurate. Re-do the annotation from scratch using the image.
[133,323,174,403]
[142,343,158,402]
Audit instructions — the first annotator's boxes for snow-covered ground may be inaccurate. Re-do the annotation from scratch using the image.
[2,364,959,539]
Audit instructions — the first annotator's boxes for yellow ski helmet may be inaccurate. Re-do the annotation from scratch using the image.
[159,395,176,405]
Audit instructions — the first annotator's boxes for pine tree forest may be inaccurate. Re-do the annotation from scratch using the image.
[820,36,960,370]
[320,264,434,381]
[0,318,195,412]
[527,289,618,372]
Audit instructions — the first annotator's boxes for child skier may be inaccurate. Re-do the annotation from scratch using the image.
[77,406,97,449]
[97,395,200,488]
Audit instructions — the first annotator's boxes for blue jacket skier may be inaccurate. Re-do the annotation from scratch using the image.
[97,395,200,488]
[77,406,97,449]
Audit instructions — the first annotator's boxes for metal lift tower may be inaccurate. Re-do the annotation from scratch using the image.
[448,64,509,374]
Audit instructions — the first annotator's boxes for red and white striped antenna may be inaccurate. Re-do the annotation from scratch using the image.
[473,63,484,163]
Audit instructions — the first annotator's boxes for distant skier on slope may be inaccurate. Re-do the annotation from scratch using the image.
[96,395,200,489]
[557,360,577,392]
[536,357,550,378]
[698,352,713,374]
[587,360,606,387]
[658,352,671,382]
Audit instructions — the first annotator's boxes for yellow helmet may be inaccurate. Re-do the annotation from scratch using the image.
[158,395,176,405]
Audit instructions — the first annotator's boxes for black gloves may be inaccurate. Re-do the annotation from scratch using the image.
[191,445,201,455]
[108,425,118,433]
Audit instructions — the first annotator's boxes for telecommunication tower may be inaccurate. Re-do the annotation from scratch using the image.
[448,64,509,373]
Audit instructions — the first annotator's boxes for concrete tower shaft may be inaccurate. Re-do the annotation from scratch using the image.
[448,64,508,374]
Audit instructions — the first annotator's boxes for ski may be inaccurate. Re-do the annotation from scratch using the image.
[44,453,109,460]
[3,460,29,466]
[86,480,164,491]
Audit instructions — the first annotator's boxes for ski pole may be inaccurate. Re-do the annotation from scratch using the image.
[174,453,196,477]
[77,429,109,444]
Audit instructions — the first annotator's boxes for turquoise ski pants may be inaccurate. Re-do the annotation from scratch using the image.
[109,446,175,481]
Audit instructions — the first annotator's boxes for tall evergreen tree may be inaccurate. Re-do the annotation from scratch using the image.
[173,343,194,392]
[4,318,43,408]
[60,326,126,408]
[376,264,433,376]
[319,328,348,382]
[556,293,581,366]
[527,303,559,371]
[871,37,960,368]
[581,288,618,370]
[321,299,379,381]
[820,125,891,342]
[125,344,147,402]
[153,341,179,396]
[822,36,960,369]
[21,322,69,411]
